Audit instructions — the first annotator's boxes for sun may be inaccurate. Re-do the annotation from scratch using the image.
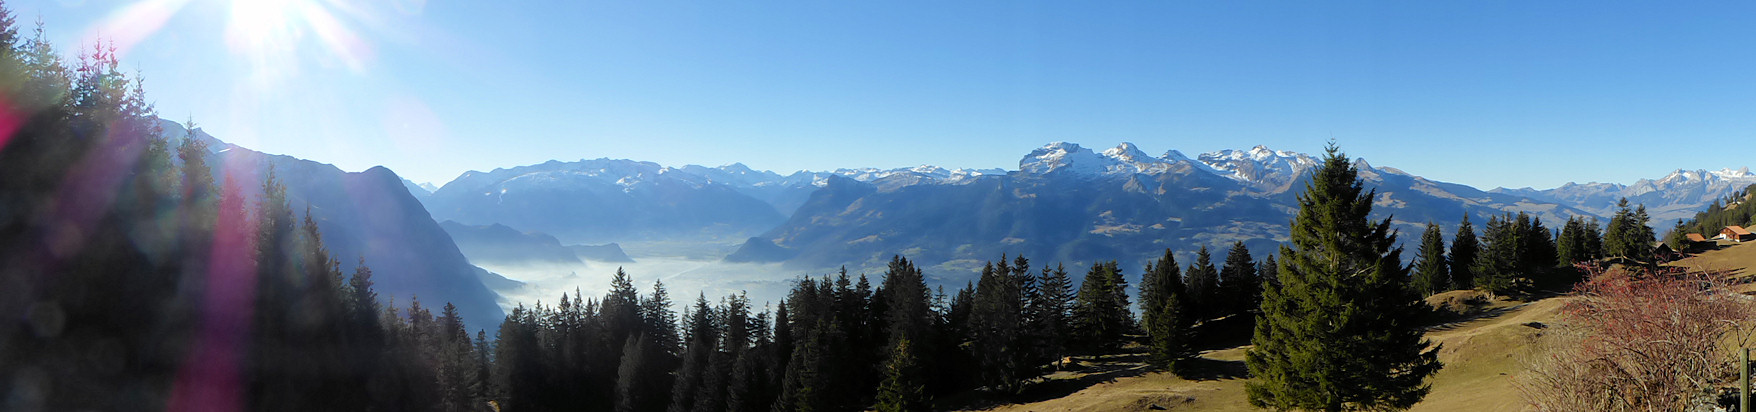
[222,0,373,76]
[224,0,302,52]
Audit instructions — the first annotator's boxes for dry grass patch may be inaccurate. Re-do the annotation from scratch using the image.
[970,296,1569,412]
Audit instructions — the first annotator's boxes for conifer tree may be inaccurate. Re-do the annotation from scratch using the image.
[604,268,643,352]
[725,327,778,412]
[1141,249,1193,370]
[1183,247,1219,321]
[880,256,933,351]
[1138,249,1184,340]
[668,294,716,412]
[1259,255,1279,288]
[1410,223,1449,297]
[1219,242,1259,319]
[1556,217,1586,266]
[1033,263,1074,368]
[1629,205,1656,263]
[1071,261,1131,353]
[874,339,928,412]
[1583,217,1604,261]
[1664,219,1689,251]
[969,260,1028,393]
[1448,215,1479,291]
[615,334,661,412]
[1519,214,1557,282]
[644,280,681,356]
[436,303,482,412]
[1245,144,1441,411]
[1473,213,1525,295]
[1604,198,1633,259]
[692,293,750,412]
[1147,288,1192,372]
[772,302,793,376]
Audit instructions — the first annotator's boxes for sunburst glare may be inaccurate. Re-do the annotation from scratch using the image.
[220,0,376,88]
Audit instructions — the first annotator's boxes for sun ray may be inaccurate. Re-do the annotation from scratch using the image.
[83,0,193,58]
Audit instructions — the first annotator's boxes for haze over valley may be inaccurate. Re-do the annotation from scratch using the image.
[12,1,1756,410]
[188,122,1756,323]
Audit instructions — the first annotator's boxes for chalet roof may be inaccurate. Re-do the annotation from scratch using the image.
[1727,226,1753,236]
[1687,233,1709,242]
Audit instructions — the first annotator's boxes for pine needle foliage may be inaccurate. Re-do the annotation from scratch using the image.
[1245,143,1442,411]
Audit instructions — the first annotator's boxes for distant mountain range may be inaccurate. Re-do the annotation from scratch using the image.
[158,119,1756,320]
[1492,168,1756,223]
[419,158,1008,245]
[725,143,1596,274]
[424,142,1727,279]
[159,119,507,331]
[439,220,635,266]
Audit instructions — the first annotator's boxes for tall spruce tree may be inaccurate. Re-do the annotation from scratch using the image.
[1629,205,1656,263]
[874,339,929,412]
[668,294,716,412]
[1141,249,1193,371]
[1183,247,1220,321]
[1259,255,1279,288]
[1033,263,1074,369]
[1070,261,1131,353]
[1473,214,1521,295]
[1448,215,1479,291]
[615,334,662,412]
[1245,144,1441,411]
[1556,217,1586,266]
[1138,249,1184,341]
[1582,217,1604,261]
[1664,219,1689,251]
[1410,223,1449,297]
[1219,242,1259,319]
[1604,198,1633,259]
[969,260,1029,393]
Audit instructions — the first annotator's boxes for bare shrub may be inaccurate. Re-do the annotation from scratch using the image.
[1518,263,1756,411]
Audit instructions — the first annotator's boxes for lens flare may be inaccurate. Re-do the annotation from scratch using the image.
[223,0,377,88]
[83,0,192,58]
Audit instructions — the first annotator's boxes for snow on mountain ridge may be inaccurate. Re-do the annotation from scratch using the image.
[447,142,1346,196]
[1014,141,1322,188]
[1019,142,1112,176]
[1489,165,1756,222]
[1196,145,1319,188]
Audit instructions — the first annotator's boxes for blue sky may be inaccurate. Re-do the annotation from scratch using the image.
[17,0,1756,189]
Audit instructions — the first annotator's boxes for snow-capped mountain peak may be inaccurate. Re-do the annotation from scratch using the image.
[1162,149,1195,163]
[1650,167,1756,187]
[1495,164,1756,222]
[1020,141,1193,177]
[1196,145,1319,189]
[1101,142,1150,161]
[1018,142,1332,187]
[1019,142,1112,176]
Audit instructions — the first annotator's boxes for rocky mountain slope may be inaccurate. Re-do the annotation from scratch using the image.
[161,120,507,330]
[1494,168,1756,222]
[727,142,1596,276]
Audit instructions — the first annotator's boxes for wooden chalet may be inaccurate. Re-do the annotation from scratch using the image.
[1653,242,1676,260]
[1679,233,1713,253]
[1722,226,1755,242]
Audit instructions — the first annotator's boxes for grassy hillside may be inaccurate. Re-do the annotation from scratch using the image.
[1669,241,1756,280]
[966,292,1567,412]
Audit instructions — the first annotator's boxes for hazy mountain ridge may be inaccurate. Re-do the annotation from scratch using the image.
[407,141,1751,287]
[726,142,1599,280]
[158,120,507,330]
[423,159,789,244]
[1493,167,1756,222]
[439,220,582,266]
[423,157,1010,244]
